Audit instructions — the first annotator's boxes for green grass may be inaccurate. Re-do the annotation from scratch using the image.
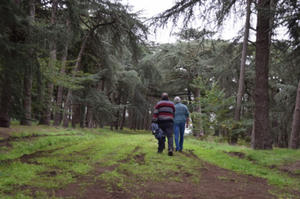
[0,125,300,198]
[185,137,300,188]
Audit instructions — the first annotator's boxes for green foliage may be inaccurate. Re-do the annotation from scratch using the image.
[38,58,96,90]
[190,77,235,135]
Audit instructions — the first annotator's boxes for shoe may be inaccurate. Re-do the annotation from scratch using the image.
[168,151,173,156]
[157,149,163,153]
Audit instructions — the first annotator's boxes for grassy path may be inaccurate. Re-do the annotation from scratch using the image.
[0,126,300,199]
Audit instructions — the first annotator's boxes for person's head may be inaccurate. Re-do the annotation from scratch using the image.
[174,96,181,104]
[161,92,169,100]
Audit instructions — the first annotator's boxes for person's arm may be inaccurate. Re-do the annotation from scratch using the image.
[152,105,159,123]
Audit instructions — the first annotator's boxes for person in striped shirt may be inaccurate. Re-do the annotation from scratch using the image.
[152,93,175,156]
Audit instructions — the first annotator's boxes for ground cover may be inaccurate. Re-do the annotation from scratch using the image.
[0,125,300,199]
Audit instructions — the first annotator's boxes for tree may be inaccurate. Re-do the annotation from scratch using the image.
[289,80,300,149]
[231,0,252,144]
[252,0,272,149]
[0,0,29,127]
[234,0,251,122]
[20,0,35,126]
[39,0,58,125]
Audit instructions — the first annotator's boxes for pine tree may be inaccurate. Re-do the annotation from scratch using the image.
[252,0,273,149]
[289,80,300,149]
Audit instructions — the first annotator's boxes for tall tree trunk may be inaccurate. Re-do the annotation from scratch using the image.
[234,0,251,121]
[0,74,12,127]
[39,0,58,125]
[86,106,93,128]
[114,95,121,130]
[62,32,90,128]
[0,0,23,127]
[120,106,126,130]
[54,20,70,126]
[80,105,86,128]
[193,88,204,136]
[72,104,81,128]
[62,91,71,128]
[231,0,252,144]
[133,113,137,130]
[21,0,35,126]
[289,80,300,149]
[251,0,272,149]
[130,109,133,129]
[21,62,33,126]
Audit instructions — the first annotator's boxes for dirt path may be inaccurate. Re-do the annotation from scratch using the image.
[54,151,297,199]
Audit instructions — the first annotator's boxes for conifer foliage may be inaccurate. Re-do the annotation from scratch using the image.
[0,0,299,149]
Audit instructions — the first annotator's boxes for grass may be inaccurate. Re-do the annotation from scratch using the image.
[0,125,300,198]
[185,138,300,188]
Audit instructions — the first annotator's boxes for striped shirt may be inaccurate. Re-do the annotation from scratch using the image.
[152,100,175,123]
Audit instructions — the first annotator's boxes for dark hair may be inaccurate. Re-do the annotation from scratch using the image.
[161,92,169,100]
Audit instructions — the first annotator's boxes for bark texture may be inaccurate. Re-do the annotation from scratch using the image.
[289,80,300,149]
[39,0,57,125]
[234,0,251,121]
[252,0,272,149]
[21,0,35,126]
[0,75,12,127]
[193,88,204,136]
[53,30,69,126]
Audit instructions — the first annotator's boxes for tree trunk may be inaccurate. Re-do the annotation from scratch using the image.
[21,63,33,126]
[62,91,71,128]
[0,75,12,127]
[234,0,251,121]
[231,0,252,144]
[86,106,93,128]
[120,106,126,130]
[80,105,86,128]
[132,112,137,130]
[62,32,90,128]
[0,0,22,128]
[251,0,272,149]
[193,88,204,136]
[72,104,81,128]
[54,20,69,126]
[39,0,58,125]
[21,0,35,126]
[289,80,300,149]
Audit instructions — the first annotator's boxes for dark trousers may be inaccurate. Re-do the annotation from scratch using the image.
[158,121,174,152]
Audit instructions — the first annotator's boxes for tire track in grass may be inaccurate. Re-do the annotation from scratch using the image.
[179,149,300,199]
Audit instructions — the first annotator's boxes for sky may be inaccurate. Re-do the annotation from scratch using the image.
[121,0,288,44]
[121,0,246,43]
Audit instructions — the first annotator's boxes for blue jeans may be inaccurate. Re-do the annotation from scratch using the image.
[174,122,185,151]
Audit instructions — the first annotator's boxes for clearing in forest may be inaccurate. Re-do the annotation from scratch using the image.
[1,126,300,199]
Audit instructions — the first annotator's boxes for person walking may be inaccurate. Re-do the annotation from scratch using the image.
[173,96,189,152]
[152,93,175,156]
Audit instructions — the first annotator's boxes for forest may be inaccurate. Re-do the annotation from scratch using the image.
[1,0,299,149]
[0,0,300,198]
